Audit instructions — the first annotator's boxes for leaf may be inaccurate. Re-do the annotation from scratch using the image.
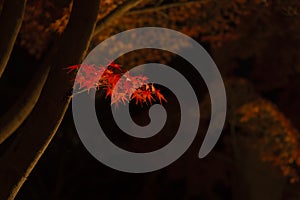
[155,89,167,104]
[67,61,167,106]
[64,64,80,73]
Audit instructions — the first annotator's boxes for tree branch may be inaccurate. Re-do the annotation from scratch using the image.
[0,0,27,78]
[0,66,50,144]
[0,6,69,145]
[0,0,139,144]
[127,0,205,15]
[93,0,145,37]
[0,29,68,145]
[0,0,100,199]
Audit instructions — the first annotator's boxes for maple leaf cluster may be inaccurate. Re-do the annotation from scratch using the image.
[66,62,167,107]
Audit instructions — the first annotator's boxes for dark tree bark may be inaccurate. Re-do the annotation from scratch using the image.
[93,0,144,36]
[0,0,27,78]
[0,0,151,198]
[0,0,100,199]
[0,0,148,145]
[0,65,50,144]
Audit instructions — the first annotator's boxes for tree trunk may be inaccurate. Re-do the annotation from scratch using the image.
[0,0,27,78]
[0,0,100,199]
[232,136,286,200]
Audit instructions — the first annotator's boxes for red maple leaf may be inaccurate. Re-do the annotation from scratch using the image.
[155,89,167,104]
[106,73,120,87]
[106,59,122,71]
[105,86,113,98]
[66,61,167,106]
[108,62,122,71]
[75,63,101,92]
[64,64,80,73]
[141,89,155,104]
[131,89,145,105]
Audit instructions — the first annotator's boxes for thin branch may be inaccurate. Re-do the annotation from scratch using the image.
[0,0,100,199]
[0,66,50,144]
[0,12,65,145]
[127,0,205,15]
[0,0,27,78]
[93,0,145,37]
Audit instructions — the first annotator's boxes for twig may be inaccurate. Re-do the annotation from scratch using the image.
[0,65,50,144]
[93,0,145,37]
[127,0,207,15]
[0,0,27,78]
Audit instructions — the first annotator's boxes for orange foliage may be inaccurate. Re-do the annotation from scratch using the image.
[16,0,263,60]
[16,0,300,60]
[0,0,3,12]
[236,99,300,183]
[19,0,70,58]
